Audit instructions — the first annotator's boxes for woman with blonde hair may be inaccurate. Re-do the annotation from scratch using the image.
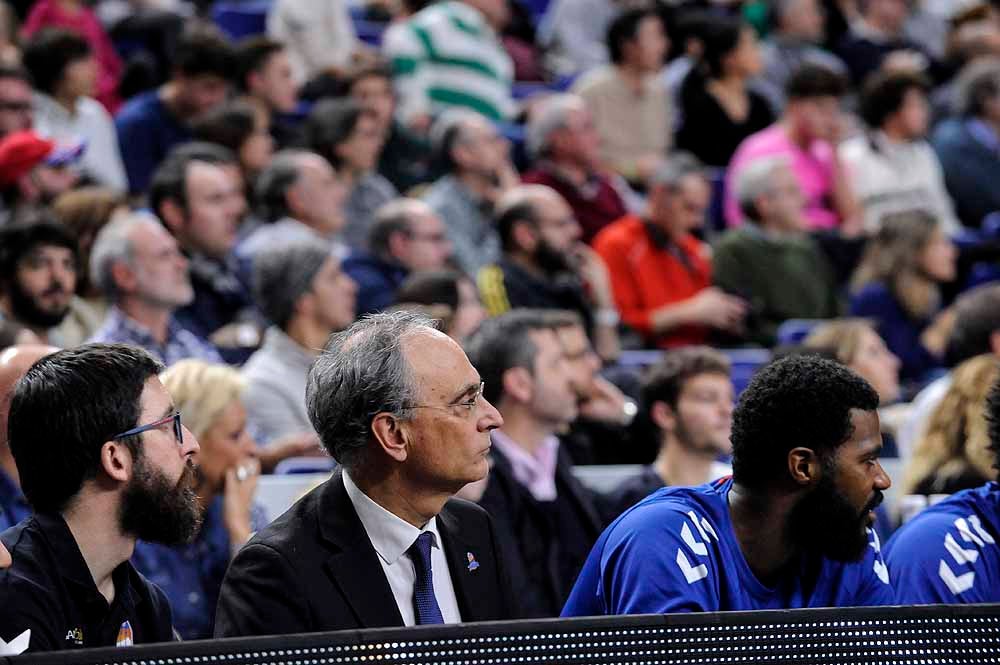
[131,360,263,640]
[901,354,999,498]
[849,210,957,385]
[803,318,902,405]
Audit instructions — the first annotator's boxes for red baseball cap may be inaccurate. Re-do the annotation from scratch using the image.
[0,130,85,186]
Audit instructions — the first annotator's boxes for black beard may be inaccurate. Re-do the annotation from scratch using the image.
[786,458,883,562]
[6,278,70,328]
[119,454,204,546]
[534,240,574,274]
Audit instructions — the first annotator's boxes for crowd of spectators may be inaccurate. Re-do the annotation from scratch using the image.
[0,0,999,654]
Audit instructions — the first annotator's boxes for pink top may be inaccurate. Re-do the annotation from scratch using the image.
[489,430,560,501]
[724,123,839,230]
[22,0,123,113]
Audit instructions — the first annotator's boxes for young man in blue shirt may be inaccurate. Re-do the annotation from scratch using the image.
[883,378,1000,604]
[562,354,894,615]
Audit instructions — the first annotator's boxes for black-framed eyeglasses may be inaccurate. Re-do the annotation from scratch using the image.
[113,412,184,445]
[400,382,485,416]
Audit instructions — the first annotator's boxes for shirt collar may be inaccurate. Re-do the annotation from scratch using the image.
[342,471,442,566]
[105,306,184,348]
[490,430,560,501]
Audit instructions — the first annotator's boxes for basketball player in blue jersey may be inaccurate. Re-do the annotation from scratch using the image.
[562,355,894,616]
[884,377,1000,604]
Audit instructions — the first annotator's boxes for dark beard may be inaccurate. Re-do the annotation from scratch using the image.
[786,458,883,562]
[535,239,574,275]
[119,454,204,546]
[6,278,70,328]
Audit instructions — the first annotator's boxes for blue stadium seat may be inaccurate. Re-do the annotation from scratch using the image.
[273,456,336,475]
[775,319,824,346]
[212,1,270,41]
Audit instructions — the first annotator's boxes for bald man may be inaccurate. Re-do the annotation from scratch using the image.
[0,344,58,531]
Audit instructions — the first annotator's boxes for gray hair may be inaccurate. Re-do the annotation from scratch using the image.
[254,149,311,223]
[368,198,431,255]
[89,211,157,301]
[253,240,333,331]
[525,93,585,160]
[953,57,1000,117]
[306,310,434,470]
[648,151,705,191]
[735,155,791,222]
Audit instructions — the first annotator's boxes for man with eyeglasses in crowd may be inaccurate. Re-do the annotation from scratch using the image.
[0,344,201,653]
[216,311,517,635]
[0,67,33,139]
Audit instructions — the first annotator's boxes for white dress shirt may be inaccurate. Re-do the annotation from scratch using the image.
[342,472,462,626]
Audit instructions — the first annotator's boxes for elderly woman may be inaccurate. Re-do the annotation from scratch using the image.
[131,360,264,640]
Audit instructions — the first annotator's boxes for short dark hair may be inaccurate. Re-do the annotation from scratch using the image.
[234,36,284,92]
[859,70,930,129]
[730,354,879,490]
[21,28,90,96]
[986,375,1000,472]
[8,343,164,513]
[607,8,662,65]
[396,270,465,310]
[786,63,849,101]
[303,98,365,169]
[945,284,1000,367]
[343,61,394,96]
[149,142,236,217]
[191,100,258,154]
[172,26,236,81]
[463,309,553,405]
[698,16,745,79]
[0,219,78,287]
[495,198,540,251]
[643,347,731,412]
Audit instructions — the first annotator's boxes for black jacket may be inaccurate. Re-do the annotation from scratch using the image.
[214,472,517,637]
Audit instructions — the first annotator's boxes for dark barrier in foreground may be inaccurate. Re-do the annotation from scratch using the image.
[6,604,1000,664]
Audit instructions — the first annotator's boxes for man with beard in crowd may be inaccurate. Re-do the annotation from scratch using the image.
[479,184,620,362]
[562,354,894,615]
[0,220,77,345]
[0,344,201,653]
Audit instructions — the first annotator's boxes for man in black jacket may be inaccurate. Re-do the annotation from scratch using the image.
[215,311,516,636]
[464,309,606,618]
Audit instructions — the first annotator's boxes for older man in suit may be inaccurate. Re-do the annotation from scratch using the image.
[215,311,515,635]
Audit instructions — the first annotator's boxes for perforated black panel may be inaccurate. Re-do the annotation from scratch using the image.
[8,604,1000,665]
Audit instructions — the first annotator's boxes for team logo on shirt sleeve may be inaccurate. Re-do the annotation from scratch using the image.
[115,621,133,647]
[937,514,996,595]
[868,528,890,584]
[675,511,719,584]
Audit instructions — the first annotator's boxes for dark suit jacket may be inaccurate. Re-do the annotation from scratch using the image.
[214,472,517,637]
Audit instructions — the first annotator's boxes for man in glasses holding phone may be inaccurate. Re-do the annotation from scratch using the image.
[0,343,201,653]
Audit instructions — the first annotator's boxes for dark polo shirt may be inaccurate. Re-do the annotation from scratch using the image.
[0,513,174,653]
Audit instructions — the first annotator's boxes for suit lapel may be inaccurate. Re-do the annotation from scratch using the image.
[318,473,404,628]
[438,505,493,622]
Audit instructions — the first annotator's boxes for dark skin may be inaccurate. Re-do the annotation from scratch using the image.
[726,409,891,586]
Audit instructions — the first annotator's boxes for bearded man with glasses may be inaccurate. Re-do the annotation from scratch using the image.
[216,311,519,637]
[0,343,200,653]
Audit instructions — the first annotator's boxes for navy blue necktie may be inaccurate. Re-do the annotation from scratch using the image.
[407,531,445,625]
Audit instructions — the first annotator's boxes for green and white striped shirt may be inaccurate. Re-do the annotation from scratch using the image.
[383,1,515,122]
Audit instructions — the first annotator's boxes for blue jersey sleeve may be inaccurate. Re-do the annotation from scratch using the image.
[885,510,1000,604]
[563,502,723,616]
[845,528,895,606]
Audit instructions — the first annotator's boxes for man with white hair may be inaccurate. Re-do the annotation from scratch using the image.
[343,198,453,316]
[522,94,629,244]
[88,212,222,364]
[712,155,840,346]
[422,111,518,277]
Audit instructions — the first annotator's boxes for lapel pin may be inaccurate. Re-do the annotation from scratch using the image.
[466,552,480,572]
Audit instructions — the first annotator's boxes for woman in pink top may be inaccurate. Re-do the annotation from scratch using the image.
[22,0,123,113]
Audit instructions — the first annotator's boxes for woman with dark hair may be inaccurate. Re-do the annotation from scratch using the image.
[193,100,275,186]
[302,97,398,251]
[676,16,774,167]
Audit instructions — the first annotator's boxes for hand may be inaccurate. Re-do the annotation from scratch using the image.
[223,457,260,547]
[569,244,614,306]
[0,541,10,568]
[882,49,929,75]
[686,287,747,331]
[921,306,956,356]
[578,376,632,425]
[258,432,325,473]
